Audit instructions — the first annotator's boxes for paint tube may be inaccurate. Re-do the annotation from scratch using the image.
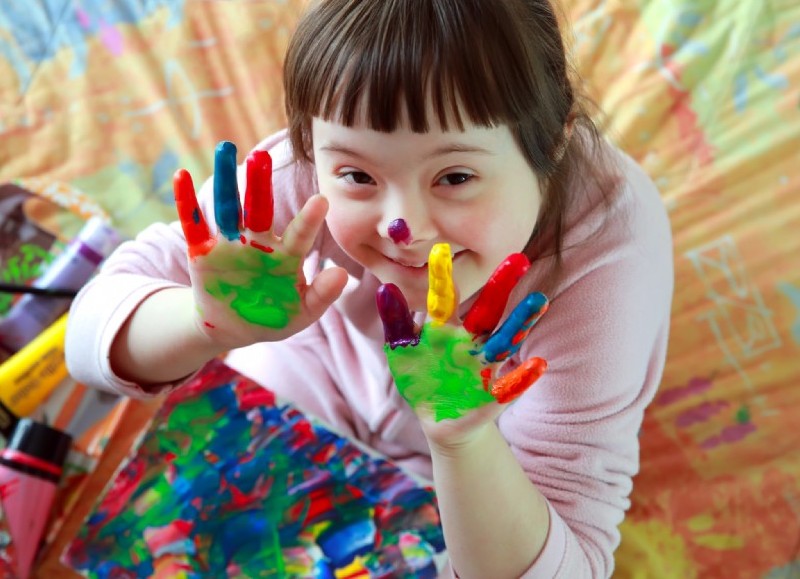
[0,314,69,438]
[0,418,72,579]
[0,216,121,353]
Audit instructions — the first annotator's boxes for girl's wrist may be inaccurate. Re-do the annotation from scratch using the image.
[423,420,496,459]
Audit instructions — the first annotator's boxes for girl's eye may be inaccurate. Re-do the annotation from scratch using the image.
[341,171,376,185]
[437,173,473,186]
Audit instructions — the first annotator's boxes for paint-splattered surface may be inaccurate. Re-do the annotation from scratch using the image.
[61,360,444,578]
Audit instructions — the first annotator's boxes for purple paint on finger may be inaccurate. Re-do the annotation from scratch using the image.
[376,284,419,348]
[388,219,411,245]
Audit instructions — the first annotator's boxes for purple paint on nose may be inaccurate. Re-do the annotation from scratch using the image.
[388,219,411,245]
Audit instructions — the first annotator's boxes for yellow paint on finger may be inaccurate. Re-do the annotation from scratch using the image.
[427,243,456,325]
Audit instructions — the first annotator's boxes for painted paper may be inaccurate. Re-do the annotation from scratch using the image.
[62,359,445,578]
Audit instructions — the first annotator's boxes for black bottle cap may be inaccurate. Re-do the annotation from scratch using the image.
[5,418,72,470]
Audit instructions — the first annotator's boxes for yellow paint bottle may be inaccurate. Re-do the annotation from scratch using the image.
[0,314,69,437]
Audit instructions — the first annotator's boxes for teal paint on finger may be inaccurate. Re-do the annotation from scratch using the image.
[385,324,494,422]
[205,248,301,329]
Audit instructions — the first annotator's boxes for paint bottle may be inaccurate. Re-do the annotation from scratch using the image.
[0,314,69,438]
[0,418,72,579]
[0,216,121,353]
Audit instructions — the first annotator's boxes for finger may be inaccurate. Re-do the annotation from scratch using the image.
[213,141,242,241]
[303,266,348,322]
[243,149,274,233]
[481,292,549,363]
[282,194,329,257]
[427,243,456,325]
[174,169,214,258]
[376,283,420,348]
[491,357,547,404]
[463,253,530,337]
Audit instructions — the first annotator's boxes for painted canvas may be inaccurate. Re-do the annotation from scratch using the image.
[61,359,445,578]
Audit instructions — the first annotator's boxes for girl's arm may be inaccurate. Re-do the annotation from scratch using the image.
[429,423,550,579]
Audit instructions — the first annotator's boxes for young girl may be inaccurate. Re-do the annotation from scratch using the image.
[65,0,673,577]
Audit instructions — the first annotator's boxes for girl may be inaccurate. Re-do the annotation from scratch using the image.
[65,0,673,577]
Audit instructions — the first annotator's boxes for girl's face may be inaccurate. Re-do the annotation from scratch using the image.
[312,116,542,312]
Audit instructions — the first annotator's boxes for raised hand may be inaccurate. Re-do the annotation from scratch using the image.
[376,244,548,426]
[174,141,346,349]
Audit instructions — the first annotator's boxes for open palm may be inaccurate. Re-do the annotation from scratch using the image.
[377,244,549,442]
[174,141,345,350]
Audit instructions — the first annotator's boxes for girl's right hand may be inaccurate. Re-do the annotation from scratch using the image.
[173,141,347,351]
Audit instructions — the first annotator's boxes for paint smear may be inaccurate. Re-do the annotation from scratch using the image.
[675,400,730,428]
[204,247,301,329]
[657,376,713,406]
[386,324,495,421]
[62,359,444,578]
[699,421,757,450]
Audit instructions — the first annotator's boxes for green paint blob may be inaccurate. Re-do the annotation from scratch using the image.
[385,324,495,422]
[736,406,751,424]
[204,247,302,329]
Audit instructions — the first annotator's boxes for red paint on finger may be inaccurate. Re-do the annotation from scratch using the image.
[174,169,215,258]
[491,357,547,404]
[243,150,274,233]
[463,253,530,337]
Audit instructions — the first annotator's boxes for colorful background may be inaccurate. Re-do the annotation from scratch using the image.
[1,0,798,577]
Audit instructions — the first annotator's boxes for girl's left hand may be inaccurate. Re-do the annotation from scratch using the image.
[376,244,549,449]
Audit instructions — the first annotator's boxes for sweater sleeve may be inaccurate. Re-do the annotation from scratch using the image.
[497,162,674,578]
[65,130,314,398]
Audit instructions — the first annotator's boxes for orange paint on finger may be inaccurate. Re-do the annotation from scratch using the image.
[491,357,547,404]
[174,169,215,258]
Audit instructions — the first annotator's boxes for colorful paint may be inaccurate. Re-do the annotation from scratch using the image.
[376,284,419,348]
[481,292,549,363]
[173,169,215,259]
[174,141,304,330]
[426,243,456,325]
[203,247,301,329]
[490,357,548,404]
[243,150,274,233]
[213,141,242,241]
[378,246,549,421]
[62,359,445,578]
[388,219,411,245]
[463,253,530,337]
[385,324,496,421]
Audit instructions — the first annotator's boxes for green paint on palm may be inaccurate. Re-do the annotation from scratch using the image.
[205,247,301,329]
[385,324,495,421]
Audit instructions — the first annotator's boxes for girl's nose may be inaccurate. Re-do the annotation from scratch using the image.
[379,191,437,245]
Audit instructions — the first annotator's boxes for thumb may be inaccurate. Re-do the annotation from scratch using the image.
[302,266,348,320]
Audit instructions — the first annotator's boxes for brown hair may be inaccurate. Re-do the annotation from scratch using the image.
[283,0,617,263]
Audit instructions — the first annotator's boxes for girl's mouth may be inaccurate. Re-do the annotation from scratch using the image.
[386,250,467,271]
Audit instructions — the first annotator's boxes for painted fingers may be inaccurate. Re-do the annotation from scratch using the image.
[174,141,276,254]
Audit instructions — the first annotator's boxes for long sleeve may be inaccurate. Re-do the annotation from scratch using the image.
[65,130,326,397]
[495,151,674,577]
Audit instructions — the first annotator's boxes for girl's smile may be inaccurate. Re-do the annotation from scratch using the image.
[312,114,543,312]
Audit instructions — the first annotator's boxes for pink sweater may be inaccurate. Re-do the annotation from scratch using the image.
[66,130,673,578]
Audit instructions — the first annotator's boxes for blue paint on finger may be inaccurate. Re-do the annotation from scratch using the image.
[482,292,548,363]
[214,141,241,241]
